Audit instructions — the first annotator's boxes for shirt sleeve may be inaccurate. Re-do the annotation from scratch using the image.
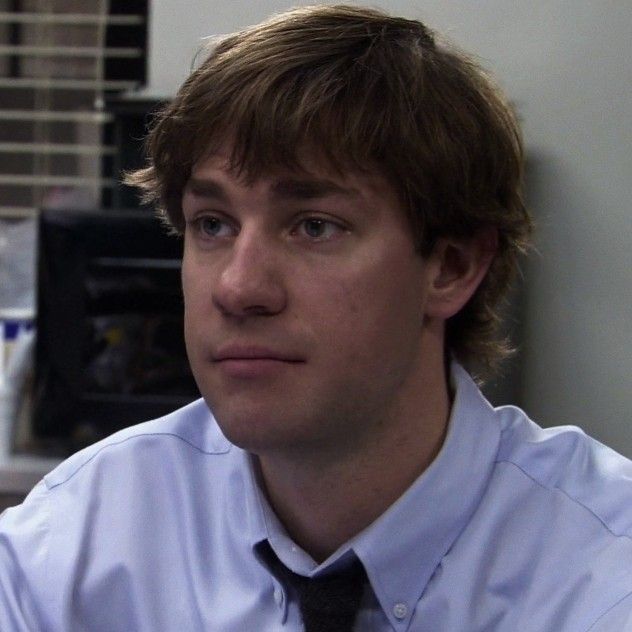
[0,480,53,631]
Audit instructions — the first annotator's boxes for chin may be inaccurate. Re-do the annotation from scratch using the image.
[220,412,334,460]
[210,403,292,449]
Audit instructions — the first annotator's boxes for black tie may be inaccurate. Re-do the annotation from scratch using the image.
[265,546,368,632]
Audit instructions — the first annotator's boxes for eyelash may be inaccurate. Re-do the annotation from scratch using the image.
[189,214,348,243]
[291,217,347,241]
[195,215,235,239]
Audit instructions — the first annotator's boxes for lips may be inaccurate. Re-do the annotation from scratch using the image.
[213,344,304,363]
[212,345,305,378]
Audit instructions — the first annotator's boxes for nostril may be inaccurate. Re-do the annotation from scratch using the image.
[212,277,286,318]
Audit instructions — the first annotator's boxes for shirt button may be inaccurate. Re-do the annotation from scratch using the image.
[393,603,408,619]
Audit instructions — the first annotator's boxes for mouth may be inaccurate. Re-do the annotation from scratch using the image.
[212,345,305,378]
[213,345,304,362]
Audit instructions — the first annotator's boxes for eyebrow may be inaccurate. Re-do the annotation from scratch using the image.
[185,178,229,203]
[185,176,359,202]
[270,178,359,200]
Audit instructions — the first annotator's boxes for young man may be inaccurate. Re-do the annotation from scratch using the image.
[2,5,632,631]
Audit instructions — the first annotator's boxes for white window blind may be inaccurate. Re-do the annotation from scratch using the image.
[0,0,147,218]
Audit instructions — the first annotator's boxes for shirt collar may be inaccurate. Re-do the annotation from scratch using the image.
[239,363,501,626]
[350,363,501,626]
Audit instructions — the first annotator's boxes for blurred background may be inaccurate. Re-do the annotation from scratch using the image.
[0,1,630,504]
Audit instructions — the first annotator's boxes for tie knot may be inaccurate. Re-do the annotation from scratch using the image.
[293,558,367,617]
[265,546,368,632]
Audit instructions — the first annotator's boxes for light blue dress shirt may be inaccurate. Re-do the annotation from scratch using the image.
[2,364,632,631]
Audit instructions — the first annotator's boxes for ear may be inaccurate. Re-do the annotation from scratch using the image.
[424,227,497,321]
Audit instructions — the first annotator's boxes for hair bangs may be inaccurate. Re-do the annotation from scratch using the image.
[188,51,402,185]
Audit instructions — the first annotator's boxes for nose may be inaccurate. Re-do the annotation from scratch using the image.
[212,229,287,319]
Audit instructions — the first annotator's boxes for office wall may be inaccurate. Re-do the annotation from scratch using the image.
[143,1,632,455]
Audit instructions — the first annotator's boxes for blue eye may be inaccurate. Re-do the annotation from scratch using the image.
[298,218,343,241]
[198,216,233,237]
[303,219,327,238]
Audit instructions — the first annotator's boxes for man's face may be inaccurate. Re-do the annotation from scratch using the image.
[181,150,437,459]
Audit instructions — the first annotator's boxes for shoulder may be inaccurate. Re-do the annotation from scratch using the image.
[9,398,241,565]
[43,398,233,491]
[0,401,253,630]
[481,405,632,628]
[494,405,632,539]
[3,398,239,537]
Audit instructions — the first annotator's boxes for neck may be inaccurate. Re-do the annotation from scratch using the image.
[257,335,450,562]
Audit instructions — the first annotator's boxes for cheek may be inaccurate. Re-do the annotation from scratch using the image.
[181,243,214,304]
[181,247,199,298]
[181,257,209,345]
[322,260,427,358]
[337,258,425,322]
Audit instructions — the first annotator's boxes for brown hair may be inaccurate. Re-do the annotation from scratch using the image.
[127,4,533,378]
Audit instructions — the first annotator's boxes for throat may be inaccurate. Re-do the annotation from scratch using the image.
[255,407,448,562]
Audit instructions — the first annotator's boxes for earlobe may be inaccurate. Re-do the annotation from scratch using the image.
[425,228,497,321]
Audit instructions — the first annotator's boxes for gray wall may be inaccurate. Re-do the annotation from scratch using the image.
[143,1,632,455]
